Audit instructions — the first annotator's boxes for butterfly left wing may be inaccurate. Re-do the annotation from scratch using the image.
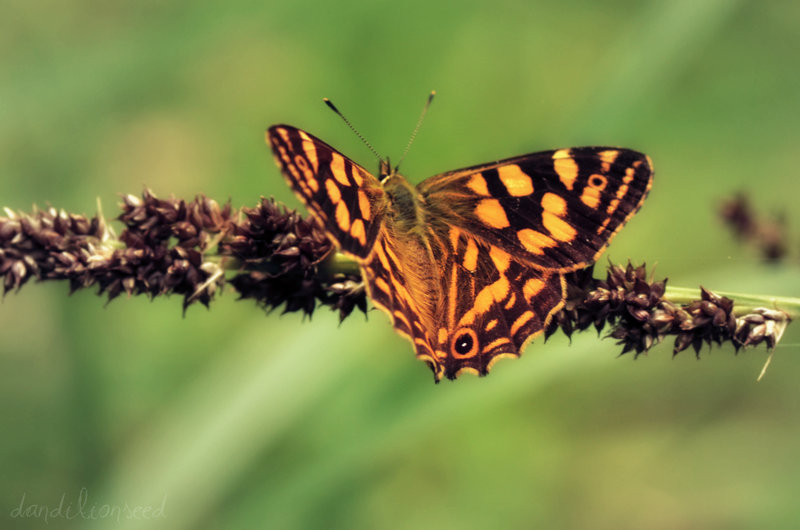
[267,125,386,258]
[418,147,653,272]
[360,229,446,379]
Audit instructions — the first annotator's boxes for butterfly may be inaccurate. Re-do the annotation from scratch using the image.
[266,123,653,381]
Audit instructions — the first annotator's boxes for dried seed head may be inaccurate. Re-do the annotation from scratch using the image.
[719,194,788,262]
[222,197,367,319]
[550,261,790,362]
[0,193,789,367]
[0,190,231,308]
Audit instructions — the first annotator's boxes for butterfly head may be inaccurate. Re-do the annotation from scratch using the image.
[379,157,393,181]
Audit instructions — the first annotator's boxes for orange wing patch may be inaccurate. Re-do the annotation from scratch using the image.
[475,199,510,229]
[552,149,578,190]
[497,164,533,196]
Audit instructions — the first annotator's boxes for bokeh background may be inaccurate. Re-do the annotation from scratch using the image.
[2,1,800,529]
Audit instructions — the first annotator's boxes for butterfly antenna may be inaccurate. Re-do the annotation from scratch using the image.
[395,90,435,172]
[323,98,383,164]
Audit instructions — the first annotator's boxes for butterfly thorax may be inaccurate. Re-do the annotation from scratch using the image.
[381,173,426,236]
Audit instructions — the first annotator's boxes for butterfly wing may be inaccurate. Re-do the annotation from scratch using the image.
[404,147,653,380]
[267,125,386,258]
[432,227,567,379]
[360,229,447,379]
[418,147,653,271]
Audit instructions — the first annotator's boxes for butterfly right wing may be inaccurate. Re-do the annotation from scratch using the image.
[267,125,386,258]
[408,147,652,380]
[418,147,653,271]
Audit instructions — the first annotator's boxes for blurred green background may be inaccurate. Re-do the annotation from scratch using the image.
[2,1,800,529]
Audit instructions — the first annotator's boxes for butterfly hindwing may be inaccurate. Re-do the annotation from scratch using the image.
[361,230,445,380]
[430,228,566,379]
[267,125,386,258]
[418,147,653,271]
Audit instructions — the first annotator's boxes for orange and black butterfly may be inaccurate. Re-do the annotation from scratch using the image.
[266,112,652,381]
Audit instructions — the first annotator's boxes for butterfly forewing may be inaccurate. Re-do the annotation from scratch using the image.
[267,125,386,258]
[418,147,653,271]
